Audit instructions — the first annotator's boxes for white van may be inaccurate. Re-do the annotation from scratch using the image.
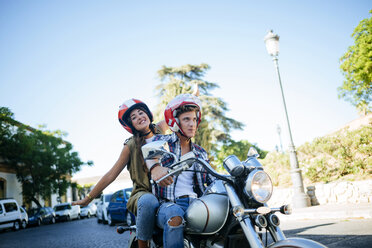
[96,193,112,224]
[53,203,80,221]
[0,198,23,231]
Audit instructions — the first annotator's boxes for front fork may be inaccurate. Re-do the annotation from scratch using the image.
[224,183,286,248]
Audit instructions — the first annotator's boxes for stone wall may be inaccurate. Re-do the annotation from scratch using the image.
[267,180,372,207]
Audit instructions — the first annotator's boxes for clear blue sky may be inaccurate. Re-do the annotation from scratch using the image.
[0,1,369,179]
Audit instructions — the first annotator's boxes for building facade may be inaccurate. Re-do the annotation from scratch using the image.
[0,163,23,205]
[0,161,74,208]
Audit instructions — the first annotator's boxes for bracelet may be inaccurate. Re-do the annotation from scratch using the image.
[150,163,161,172]
[87,193,93,201]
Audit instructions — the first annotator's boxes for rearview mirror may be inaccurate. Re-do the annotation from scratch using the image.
[247,147,260,159]
[141,140,178,162]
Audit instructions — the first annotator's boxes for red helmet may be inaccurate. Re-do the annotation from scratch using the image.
[164,94,202,135]
[118,99,153,134]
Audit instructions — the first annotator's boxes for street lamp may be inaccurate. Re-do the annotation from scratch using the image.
[264,30,311,208]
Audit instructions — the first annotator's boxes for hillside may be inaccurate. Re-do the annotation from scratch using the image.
[262,113,372,187]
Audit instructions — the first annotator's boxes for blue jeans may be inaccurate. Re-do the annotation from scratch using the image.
[136,193,159,241]
[156,197,191,248]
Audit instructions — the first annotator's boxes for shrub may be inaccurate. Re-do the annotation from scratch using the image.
[261,125,372,185]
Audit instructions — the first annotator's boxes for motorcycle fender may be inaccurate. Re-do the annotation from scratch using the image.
[128,230,137,248]
[268,237,327,248]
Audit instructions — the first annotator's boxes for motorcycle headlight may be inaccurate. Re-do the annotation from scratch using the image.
[244,170,273,203]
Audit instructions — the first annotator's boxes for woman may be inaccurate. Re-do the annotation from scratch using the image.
[73,99,167,248]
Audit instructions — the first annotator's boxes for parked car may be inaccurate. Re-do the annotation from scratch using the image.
[0,198,23,231]
[27,207,56,226]
[96,193,112,224]
[53,203,80,221]
[107,188,135,226]
[19,207,28,229]
[80,203,97,218]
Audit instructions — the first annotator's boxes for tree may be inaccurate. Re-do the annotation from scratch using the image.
[339,10,372,115]
[75,183,95,200]
[213,139,267,170]
[0,107,92,207]
[154,64,244,154]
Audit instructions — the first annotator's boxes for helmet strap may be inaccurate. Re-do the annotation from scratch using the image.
[178,130,192,142]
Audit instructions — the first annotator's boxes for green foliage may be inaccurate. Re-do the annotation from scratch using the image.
[0,107,92,207]
[0,107,14,118]
[297,125,372,183]
[260,151,292,187]
[213,140,267,170]
[75,183,95,200]
[261,125,372,186]
[154,63,244,154]
[339,10,372,115]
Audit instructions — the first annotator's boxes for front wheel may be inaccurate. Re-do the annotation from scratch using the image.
[21,220,27,229]
[107,213,113,226]
[103,213,107,224]
[13,221,20,231]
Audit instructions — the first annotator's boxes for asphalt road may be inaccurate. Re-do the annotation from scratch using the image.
[280,218,372,248]
[1,217,371,247]
[0,217,129,248]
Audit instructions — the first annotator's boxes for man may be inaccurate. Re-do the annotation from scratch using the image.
[145,93,214,248]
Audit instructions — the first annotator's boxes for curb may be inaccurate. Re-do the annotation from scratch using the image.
[278,203,372,221]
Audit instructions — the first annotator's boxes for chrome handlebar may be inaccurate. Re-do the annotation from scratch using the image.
[154,157,233,184]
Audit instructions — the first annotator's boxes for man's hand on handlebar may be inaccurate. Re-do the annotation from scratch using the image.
[151,166,173,187]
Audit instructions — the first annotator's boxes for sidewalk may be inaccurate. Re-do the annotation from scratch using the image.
[279,203,372,221]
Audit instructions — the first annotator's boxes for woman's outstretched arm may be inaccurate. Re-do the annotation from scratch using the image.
[72,145,130,206]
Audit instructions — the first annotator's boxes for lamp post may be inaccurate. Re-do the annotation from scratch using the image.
[264,30,310,208]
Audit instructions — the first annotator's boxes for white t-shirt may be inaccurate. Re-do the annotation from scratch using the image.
[145,137,197,199]
[175,163,197,199]
[145,136,155,144]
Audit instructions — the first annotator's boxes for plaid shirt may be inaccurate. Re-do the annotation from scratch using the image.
[152,132,214,202]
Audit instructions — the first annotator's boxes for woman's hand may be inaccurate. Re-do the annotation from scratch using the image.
[151,166,173,187]
[72,197,90,207]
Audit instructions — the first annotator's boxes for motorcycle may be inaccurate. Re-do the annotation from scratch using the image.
[117,140,327,248]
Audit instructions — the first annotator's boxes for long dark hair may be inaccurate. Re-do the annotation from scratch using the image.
[132,123,156,148]
[127,110,156,171]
